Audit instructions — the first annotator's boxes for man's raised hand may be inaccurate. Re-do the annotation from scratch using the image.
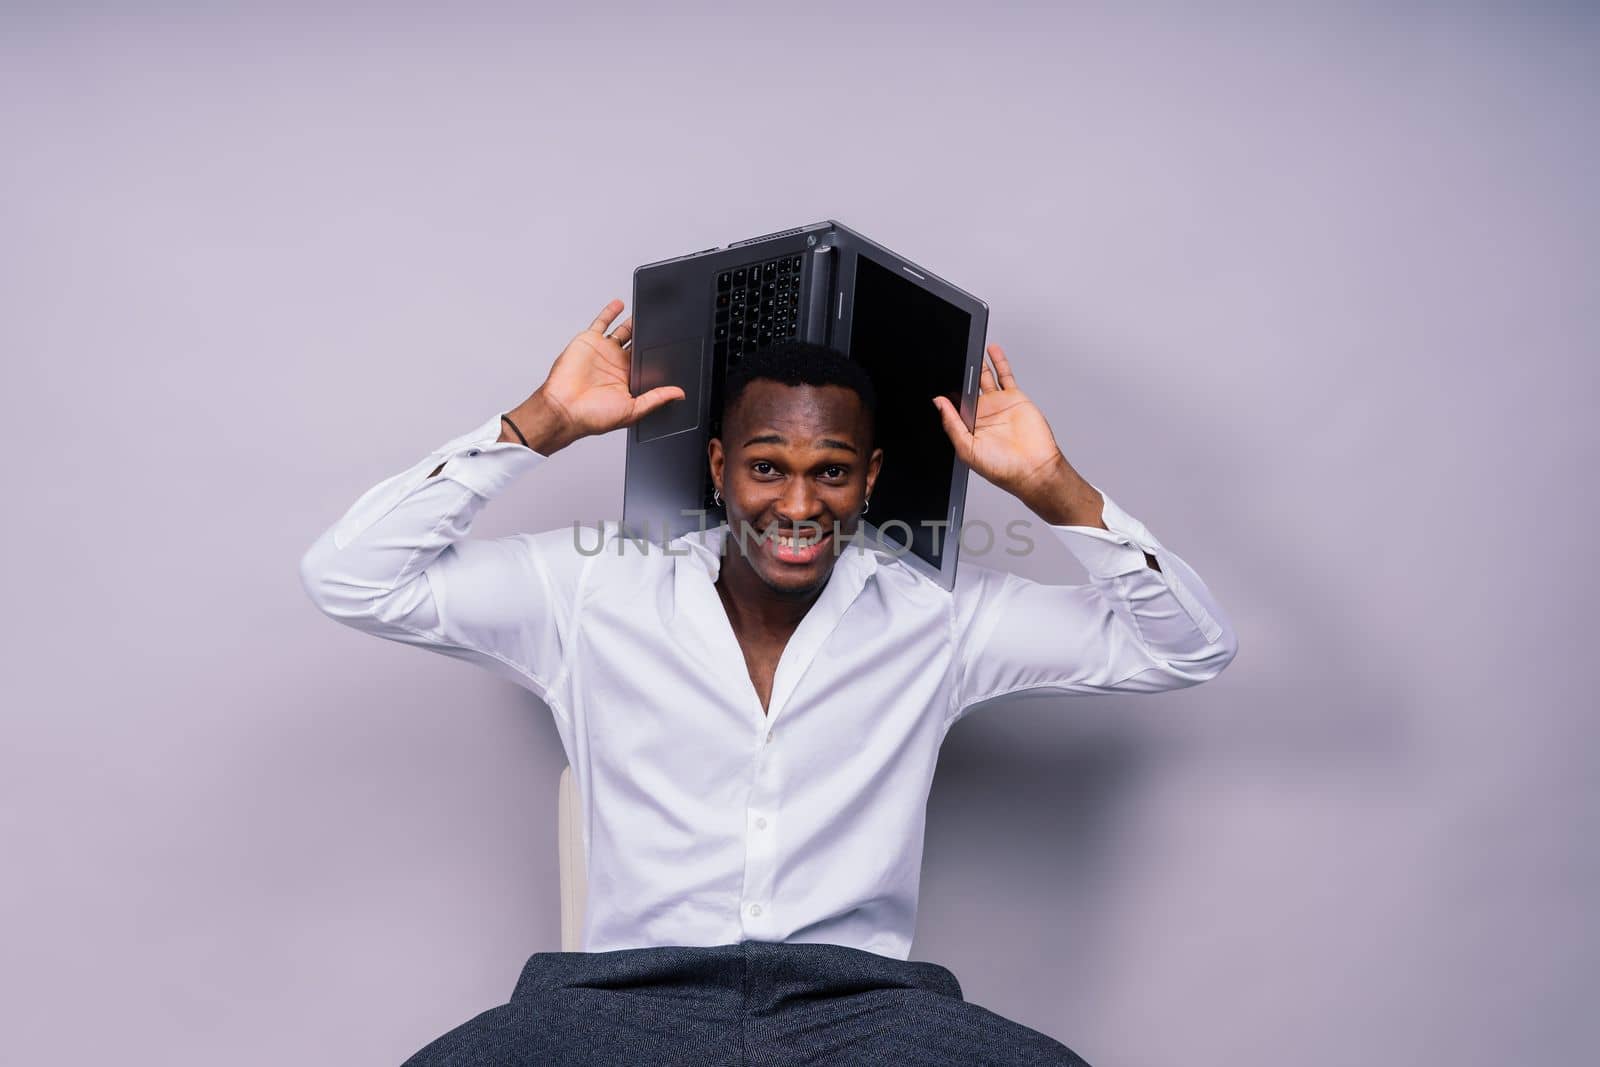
[932,344,1069,500]
[504,299,685,455]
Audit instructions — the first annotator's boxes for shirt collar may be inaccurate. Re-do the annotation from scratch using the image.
[668,523,886,620]
[667,523,890,721]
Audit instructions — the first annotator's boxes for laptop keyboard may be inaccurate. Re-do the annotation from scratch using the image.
[713,254,803,364]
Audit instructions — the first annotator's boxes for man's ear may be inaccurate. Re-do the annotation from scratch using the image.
[708,437,725,495]
[865,447,884,499]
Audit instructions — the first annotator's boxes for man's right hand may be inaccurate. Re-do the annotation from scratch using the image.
[502,299,685,455]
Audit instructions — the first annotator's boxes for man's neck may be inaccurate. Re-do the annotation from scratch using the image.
[713,550,827,640]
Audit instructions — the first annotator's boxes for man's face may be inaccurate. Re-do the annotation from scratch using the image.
[708,381,884,596]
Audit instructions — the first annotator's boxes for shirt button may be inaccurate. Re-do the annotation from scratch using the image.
[754,817,767,830]
[466,449,481,457]
[748,904,763,917]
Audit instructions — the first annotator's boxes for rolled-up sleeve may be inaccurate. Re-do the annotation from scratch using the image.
[949,483,1238,723]
[298,413,589,711]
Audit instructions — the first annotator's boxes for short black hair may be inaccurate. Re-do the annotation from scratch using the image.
[719,341,877,447]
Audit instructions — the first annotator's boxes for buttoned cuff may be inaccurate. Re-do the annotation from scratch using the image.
[1047,483,1158,579]
[1049,482,1225,643]
[430,412,548,498]
[330,413,549,550]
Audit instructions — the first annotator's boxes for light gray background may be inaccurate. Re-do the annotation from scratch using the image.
[3,4,1594,1065]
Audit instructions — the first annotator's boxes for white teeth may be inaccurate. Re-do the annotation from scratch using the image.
[775,533,824,548]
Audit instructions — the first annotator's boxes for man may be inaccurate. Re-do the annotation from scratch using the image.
[300,298,1238,1065]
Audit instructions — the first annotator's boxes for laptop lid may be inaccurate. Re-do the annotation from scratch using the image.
[623,220,987,591]
[823,222,988,590]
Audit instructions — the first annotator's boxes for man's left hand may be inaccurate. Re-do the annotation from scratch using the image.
[932,344,1104,528]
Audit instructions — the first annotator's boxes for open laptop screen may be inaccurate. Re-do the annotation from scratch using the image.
[847,254,974,572]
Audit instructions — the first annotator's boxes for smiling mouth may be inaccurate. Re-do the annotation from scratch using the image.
[770,530,828,548]
[762,528,833,565]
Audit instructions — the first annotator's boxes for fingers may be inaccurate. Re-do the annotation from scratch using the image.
[589,299,624,335]
[609,314,634,348]
[979,364,998,394]
[988,344,1017,389]
[624,385,686,424]
[931,397,974,463]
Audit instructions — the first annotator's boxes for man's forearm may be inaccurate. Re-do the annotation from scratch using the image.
[428,392,575,478]
[1016,454,1161,572]
[1014,453,1105,528]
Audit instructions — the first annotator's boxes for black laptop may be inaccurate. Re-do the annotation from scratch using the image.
[623,219,988,591]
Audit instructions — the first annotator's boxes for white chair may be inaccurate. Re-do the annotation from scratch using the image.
[557,765,587,951]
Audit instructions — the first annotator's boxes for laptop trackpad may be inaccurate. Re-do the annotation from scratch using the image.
[633,336,703,443]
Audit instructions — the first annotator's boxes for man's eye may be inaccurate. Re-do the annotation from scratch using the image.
[752,461,776,475]
[822,466,847,480]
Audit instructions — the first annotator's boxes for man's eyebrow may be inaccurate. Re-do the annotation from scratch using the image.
[742,432,860,455]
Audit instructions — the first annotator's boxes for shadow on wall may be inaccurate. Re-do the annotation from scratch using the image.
[911,336,1421,1031]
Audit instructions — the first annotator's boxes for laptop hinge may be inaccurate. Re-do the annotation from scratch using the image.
[804,244,835,346]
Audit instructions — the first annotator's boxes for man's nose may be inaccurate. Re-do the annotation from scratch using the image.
[773,478,822,523]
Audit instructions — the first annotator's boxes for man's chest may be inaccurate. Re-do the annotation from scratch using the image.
[568,591,956,769]
[734,639,784,717]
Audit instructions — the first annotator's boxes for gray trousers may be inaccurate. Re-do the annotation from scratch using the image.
[401,940,1091,1066]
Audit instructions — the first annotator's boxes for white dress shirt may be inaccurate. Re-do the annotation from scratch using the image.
[299,412,1238,961]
